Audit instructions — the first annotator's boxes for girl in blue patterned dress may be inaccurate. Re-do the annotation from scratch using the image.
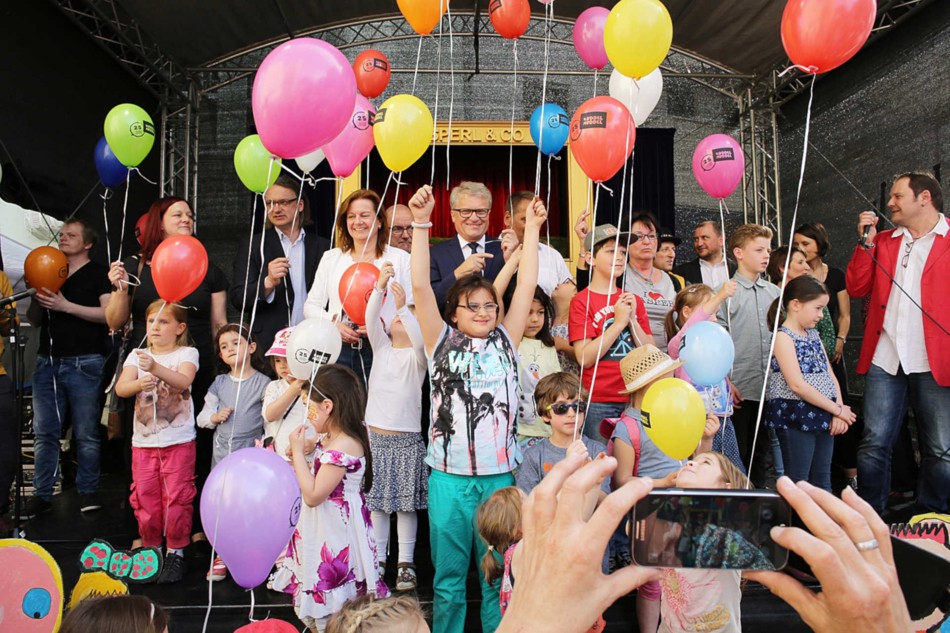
[272,364,387,632]
[765,276,856,491]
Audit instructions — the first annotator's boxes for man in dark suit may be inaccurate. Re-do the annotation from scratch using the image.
[674,220,737,287]
[230,174,329,351]
[428,181,507,308]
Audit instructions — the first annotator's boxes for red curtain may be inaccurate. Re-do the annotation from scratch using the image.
[367,145,564,239]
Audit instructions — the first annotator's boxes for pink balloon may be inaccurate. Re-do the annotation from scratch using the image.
[573,7,610,70]
[323,96,377,178]
[691,134,745,199]
[252,39,357,159]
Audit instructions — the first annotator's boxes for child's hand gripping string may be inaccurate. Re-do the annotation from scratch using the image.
[524,195,548,229]
[210,408,234,425]
[391,281,407,311]
[376,261,394,291]
[408,185,435,223]
[138,352,155,373]
[288,425,307,457]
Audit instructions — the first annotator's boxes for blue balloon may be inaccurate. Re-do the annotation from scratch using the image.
[529,103,570,156]
[94,136,129,189]
[679,320,735,386]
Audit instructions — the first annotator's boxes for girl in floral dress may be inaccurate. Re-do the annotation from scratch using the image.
[272,364,388,632]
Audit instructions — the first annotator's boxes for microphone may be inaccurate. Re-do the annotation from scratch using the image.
[861,223,872,246]
[0,288,37,308]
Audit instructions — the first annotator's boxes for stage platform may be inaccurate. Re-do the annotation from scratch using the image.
[18,473,809,632]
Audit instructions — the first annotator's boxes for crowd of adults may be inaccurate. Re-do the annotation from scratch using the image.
[0,170,945,630]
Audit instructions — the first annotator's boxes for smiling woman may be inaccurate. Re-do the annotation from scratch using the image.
[302,189,413,385]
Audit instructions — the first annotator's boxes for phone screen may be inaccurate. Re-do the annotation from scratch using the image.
[631,489,791,571]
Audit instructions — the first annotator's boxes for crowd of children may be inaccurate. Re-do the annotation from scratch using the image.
[88,176,875,633]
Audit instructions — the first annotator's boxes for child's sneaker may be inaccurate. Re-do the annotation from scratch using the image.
[158,551,186,584]
[206,556,228,582]
[395,563,417,592]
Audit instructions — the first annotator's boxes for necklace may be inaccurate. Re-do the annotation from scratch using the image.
[628,265,655,286]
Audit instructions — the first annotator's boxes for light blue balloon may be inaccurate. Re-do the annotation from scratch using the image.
[529,103,570,156]
[679,320,735,386]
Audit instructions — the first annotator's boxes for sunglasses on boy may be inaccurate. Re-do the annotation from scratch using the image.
[546,401,587,415]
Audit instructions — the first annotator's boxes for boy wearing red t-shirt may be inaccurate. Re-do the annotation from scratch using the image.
[569,224,654,441]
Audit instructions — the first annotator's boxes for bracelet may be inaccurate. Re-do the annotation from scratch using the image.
[836,336,846,342]
[411,221,432,229]
[837,403,843,417]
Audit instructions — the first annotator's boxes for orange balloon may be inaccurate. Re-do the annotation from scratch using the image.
[338,263,380,326]
[397,0,449,35]
[569,96,636,183]
[24,246,68,293]
[353,50,391,99]
[489,0,530,40]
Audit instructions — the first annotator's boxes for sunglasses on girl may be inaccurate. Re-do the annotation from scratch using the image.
[546,401,587,415]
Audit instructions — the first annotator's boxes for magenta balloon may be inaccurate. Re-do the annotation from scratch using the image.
[573,7,610,70]
[252,39,357,159]
[323,95,377,178]
[200,447,302,589]
[691,134,745,199]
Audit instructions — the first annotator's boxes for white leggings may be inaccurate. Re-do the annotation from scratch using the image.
[371,510,418,565]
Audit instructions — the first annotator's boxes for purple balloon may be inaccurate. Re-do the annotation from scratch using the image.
[573,7,610,70]
[200,447,302,589]
[94,136,129,189]
[252,39,357,160]
[691,134,745,200]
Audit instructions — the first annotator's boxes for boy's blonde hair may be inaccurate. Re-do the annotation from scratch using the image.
[326,595,426,633]
[728,224,772,253]
[144,299,190,348]
[534,371,589,418]
[476,487,523,584]
[664,284,714,342]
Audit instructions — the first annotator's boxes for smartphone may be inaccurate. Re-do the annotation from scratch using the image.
[630,489,791,571]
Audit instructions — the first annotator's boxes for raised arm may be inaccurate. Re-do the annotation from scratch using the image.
[408,185,444,353]
[503,196,546,343]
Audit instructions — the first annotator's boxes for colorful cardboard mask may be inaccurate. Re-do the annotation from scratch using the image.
[0,539,64,632]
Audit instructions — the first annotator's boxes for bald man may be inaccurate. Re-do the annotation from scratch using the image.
[386,204,414,253]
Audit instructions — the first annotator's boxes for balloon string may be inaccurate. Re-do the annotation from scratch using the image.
[248,588,256,623]
[429,14,444,186]
[746,74,816,489]
[102,189,113,264]
[131,167,157,185]
[534,2,553,196]
[283,176,309,326]
[330,177,345,251]
[387,171,404,248]
[508,40,519,209]
[116,169,132,262]
[575,181,604,443]
[545,155,553,246]
[593,68,599,98]
[339,171,392,326]
[719,198,732,334]
[411,36,423,95]
[445,0,455,191]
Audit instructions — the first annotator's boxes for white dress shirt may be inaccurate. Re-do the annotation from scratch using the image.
[537,242,575,296]
[699,256,730,289]
[264,227,307,326]
[872,218,948,375]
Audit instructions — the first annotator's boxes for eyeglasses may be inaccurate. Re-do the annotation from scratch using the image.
[633,232,658,242]
[902,238,917,268]
[546,401,587,415]
[265,198,299,209]
[457,302,499,314]
[390,225,413,234]
[452,208,491,219]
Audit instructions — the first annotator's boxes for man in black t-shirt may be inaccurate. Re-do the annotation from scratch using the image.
[24,219,111,518]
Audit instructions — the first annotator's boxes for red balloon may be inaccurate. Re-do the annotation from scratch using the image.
[489,0,530,40]
[353,50,391,99]
[338,263,380,326]
[152,235,208,303]
[781,0,876,74]
[24,246,68,293]
[569,97,636,183]
[135,213,149,246]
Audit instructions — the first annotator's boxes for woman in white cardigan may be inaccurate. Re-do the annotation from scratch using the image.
[303,188,412,384]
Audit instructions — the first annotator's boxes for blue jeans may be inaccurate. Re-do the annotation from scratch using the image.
[32,354,105,498]
[776,427,833,492]
[859,364,950,513]
[584,401,626,442]
[336,339,373,388]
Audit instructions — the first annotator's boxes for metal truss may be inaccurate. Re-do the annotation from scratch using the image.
[193,13,752,97]
[159,85,200,211]
[738,86,783,242]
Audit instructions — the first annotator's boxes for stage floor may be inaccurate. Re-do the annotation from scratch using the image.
[19,473,809,632]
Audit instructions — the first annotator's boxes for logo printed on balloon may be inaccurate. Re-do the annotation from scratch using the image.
[548,113,570,128]
[129,121,154,138]
[362,58,388,73]
[641,410,652,428]
[295,348,332,366]
[353,111,371,131]
[375,108,387,124]
[701,147,735,171]
[289,497,302,528]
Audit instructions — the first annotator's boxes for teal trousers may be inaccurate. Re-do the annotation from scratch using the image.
[429,469,514,633]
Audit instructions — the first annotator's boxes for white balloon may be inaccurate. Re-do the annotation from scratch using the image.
[286,317,342,380]
[294,148,326,174]
[608,68,663,127]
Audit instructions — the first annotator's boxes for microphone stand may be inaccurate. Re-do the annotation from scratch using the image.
[5,302,26,537]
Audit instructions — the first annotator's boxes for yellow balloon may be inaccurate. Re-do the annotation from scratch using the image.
[640,377,706,460]
[373,94,434,173]
[604,0,673,80]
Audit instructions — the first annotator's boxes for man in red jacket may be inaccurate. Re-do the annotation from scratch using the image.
[846,172,949,514]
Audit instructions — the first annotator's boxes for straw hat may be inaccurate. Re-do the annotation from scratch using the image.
[618,344,683,394]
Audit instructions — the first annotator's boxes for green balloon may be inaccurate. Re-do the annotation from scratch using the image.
[234,135,281,194]
[103,103,155,167]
